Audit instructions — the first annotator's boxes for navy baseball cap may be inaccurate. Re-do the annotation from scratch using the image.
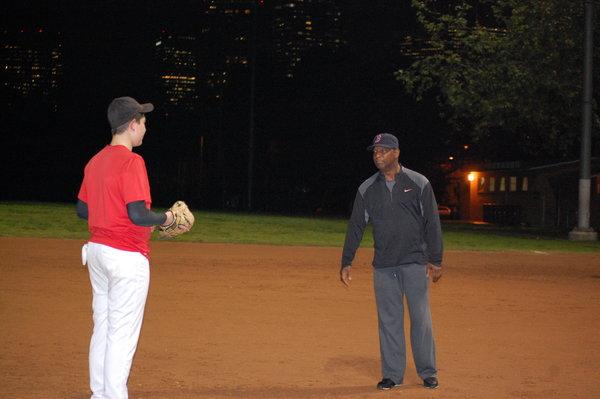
[107,96,154,132]
[367,133,399,150]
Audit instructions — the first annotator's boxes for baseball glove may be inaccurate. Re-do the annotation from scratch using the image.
[158,201,195,238]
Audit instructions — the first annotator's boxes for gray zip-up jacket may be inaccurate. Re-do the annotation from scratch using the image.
[341,166,443,269]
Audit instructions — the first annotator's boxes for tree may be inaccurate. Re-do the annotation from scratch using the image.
[397,0,600,160]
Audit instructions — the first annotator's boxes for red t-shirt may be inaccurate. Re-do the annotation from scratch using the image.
[78,145,152,257]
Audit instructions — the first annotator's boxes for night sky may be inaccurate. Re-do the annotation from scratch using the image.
[1,1,457,214]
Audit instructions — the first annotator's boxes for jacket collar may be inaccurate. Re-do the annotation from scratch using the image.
[377,164,403,182]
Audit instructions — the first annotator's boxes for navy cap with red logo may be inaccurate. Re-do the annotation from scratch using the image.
[367,133,399,150]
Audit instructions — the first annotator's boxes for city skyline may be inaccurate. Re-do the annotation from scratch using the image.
[0,1,491,213]
[2,1,363,110]
[4,1,592,216]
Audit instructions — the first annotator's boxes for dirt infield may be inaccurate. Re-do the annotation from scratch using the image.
[1,237,600,399]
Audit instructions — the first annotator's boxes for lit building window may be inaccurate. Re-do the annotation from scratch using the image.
[489,177,495,192]
[509,176,517,192]
[478,177,486,193]
[499,177,506,192]
[522,177,528,192]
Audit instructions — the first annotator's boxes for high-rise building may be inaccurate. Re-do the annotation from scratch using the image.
[151,2,258,209]
[272,0,344,79]
[200,1,258,209]
[154,31,199,113]
[203,0,254,101]
[154,1,255,110]
[1,27,62,111]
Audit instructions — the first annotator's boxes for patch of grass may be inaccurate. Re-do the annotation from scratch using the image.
[0,202,89,239]
[442,222,600,252]
[443,230,599,252]
[179,211,355,246]
[0,202,598,252]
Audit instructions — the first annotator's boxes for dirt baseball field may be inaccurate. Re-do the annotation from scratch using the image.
[1,237,599,399]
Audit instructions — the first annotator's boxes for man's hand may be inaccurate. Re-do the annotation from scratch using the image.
[340,265,352,287]
[426,264,442,283]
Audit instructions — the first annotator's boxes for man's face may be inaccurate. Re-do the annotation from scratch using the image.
[372,146,399,171]
[130,116,147,147]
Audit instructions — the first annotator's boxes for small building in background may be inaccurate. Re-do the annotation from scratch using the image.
[445,159,600,230]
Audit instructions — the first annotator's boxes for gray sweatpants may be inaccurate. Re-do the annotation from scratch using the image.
[373,263,437,384]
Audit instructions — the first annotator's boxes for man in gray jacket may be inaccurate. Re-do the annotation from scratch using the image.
[340,133,443,390]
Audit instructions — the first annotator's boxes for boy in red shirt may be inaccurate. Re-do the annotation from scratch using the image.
[77,97,176,399]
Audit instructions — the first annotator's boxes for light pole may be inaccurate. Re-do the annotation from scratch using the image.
[247,0,258,211]
[569,0,598,241]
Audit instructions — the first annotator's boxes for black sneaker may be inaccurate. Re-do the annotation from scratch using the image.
[376,378,399,390]
[423,376,439,389]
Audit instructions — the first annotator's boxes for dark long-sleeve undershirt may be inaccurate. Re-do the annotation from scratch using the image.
[76,199,167,227]
[76,199,88,220]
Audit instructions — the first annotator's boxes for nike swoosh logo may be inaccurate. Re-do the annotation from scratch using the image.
[404,188,412,192]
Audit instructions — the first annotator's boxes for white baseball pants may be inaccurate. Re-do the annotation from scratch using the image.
[85,242,150,399]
